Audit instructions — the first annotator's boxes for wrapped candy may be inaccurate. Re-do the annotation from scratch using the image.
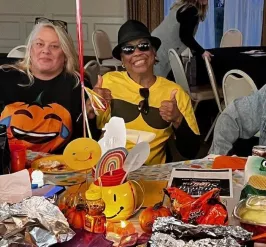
[164,188,228,225]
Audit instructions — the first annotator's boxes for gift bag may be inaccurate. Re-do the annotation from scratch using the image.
[0,124,11,175]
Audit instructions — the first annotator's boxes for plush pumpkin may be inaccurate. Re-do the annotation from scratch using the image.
[0,95,72,152]
[67,204,86,229]
[139,202,172,233]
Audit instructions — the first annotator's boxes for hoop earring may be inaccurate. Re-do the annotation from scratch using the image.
[122,64,125,69]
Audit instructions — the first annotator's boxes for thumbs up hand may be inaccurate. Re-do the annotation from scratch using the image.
[85,75,112,119]
[159,89,183,128]
[93,75,112,103]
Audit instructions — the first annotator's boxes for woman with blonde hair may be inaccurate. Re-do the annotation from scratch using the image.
[0,19,97,153]
[152,0,213,78]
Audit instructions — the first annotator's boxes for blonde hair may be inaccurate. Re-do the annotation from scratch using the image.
[0,22,81,86]
[171,0,208,21]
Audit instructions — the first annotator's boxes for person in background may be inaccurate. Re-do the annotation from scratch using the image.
[87,20,200,165]
[209,86,266,155]
[0,18,98,153]
[152,0,213,78]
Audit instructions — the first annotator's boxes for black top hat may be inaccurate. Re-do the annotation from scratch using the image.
[112,20,161,60]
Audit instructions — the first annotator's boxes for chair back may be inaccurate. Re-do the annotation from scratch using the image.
[180,47,193,73]
[222,69,258,106]
[168,48,191,94]
[220,29,243,48]
[92,30,113,62]
[7,45,27,58]
[180,47,193,59]
[84,60,100,87]
[204,56,223,113]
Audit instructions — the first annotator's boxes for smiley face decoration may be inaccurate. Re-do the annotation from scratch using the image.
[63,138,102,171]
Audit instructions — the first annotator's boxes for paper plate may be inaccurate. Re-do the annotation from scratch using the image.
[45,174,87,186]
[63,138,102,171]
[31,155,75,174]
[126,129,156,144]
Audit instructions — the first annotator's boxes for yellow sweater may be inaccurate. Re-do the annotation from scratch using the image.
[97,71,199,165]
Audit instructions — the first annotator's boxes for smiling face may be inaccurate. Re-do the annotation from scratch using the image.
[0,102,72,152]
[30,26,65,79]
[89,181,137,222]
[63,138,102,171]
[121,38,156,77]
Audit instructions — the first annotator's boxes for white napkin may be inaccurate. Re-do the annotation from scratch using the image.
[0,169,32,203]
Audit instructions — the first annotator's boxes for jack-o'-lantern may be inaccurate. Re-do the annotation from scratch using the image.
[89,180,144,222]
[0,95,72,152]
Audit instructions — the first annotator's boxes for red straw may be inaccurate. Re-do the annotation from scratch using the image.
[76,0,86,137]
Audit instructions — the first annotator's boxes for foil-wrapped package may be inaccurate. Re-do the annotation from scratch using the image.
[150,217,252,247]
[0,196,75,246]
[151,233,241,247]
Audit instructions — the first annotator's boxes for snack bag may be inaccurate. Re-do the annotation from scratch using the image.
[164,188,228,225]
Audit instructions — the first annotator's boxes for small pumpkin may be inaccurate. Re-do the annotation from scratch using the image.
[67,204,86,229]
[139,202,172,233]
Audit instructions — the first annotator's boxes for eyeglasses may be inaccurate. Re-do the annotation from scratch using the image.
[138,88,149,115]
[121,42,151,55]
[35,17,68,33]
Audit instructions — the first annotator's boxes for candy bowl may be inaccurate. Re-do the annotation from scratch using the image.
[234,195,266,243]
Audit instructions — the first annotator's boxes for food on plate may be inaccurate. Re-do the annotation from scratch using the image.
[38,160,67,172]
[241,210,266,224]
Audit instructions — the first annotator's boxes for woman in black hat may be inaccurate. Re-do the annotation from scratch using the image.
[87,20,200,165]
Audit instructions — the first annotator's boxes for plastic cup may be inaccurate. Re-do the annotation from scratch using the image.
[10,143,26,173]
[93,168,126,186]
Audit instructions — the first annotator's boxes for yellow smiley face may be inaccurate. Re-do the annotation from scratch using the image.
[89,181,137,222]
[63,138,102,171]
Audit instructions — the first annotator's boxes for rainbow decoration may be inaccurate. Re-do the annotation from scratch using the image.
[94,147,128,180]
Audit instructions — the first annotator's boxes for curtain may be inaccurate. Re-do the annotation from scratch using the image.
[195,0,215,49]
[262,0,266,45]
[223,0,264,46]
[164,0,174,16]
[127,0,164,32]
[164,0,215,49]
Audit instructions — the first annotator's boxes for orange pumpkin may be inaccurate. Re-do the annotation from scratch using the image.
[0,99,72,152]
[67,204,86,229]
[139,202,172,233]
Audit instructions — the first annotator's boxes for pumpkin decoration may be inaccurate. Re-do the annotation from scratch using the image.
[139,202,172,233]
[0,93,72,152]
[67,204,86,229]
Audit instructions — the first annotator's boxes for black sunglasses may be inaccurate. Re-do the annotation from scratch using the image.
[121,42,151,55]
[138,88,149,115]
[35,17,68,33]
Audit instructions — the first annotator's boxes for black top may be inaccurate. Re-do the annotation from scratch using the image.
[0,69,99,153]
[176,5,205,55]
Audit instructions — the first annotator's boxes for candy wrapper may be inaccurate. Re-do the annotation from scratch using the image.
[150,217,252,247]
[164,188,228,225]
[0,196,75,246]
